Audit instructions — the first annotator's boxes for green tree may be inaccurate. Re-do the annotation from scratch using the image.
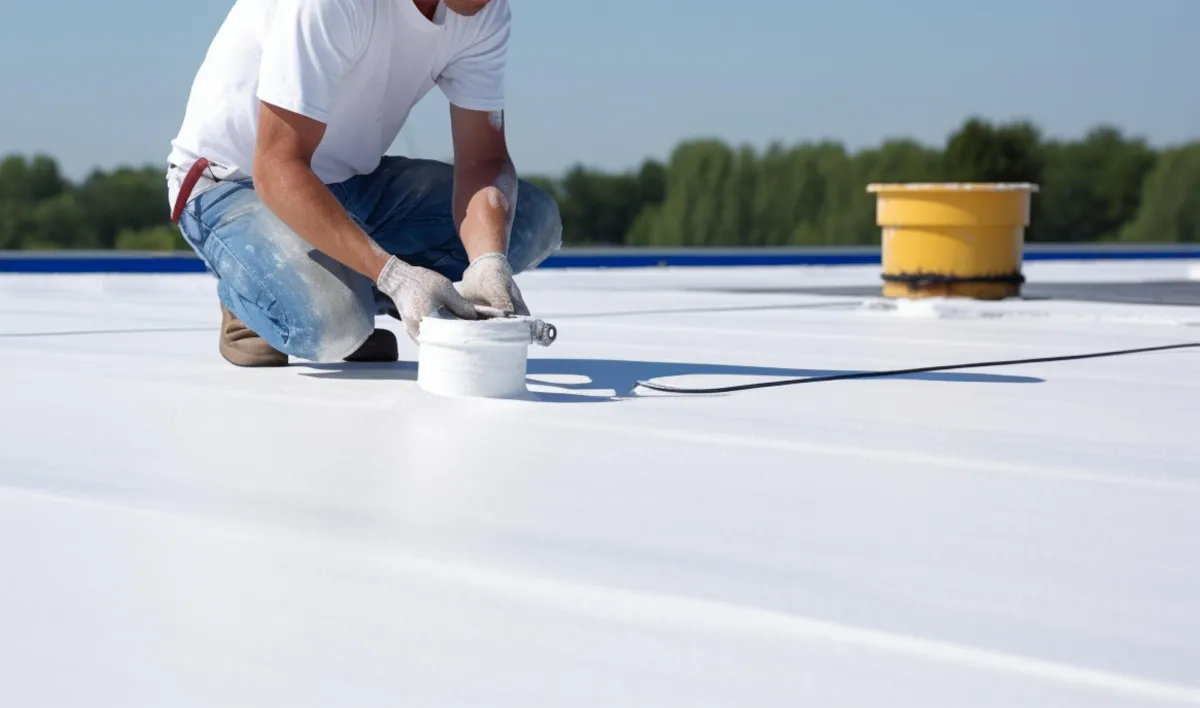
[846,139,946,244]
[647,139,742,247]
[115,224,189,250]
[77,166,171,248]
[2,119,1193,252]
[741,143,788,246]
[1030,127,1157,242]
[1120,143,1200,243]
[0,154,68,205]
[805,142,858,245]
[0,201,34,250]
[943,118,1044,184]
[26,193,99,249]
[634,139,850,247]
[543,160,666,246]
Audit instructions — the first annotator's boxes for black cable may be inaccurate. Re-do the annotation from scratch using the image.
[634,342,1200,395]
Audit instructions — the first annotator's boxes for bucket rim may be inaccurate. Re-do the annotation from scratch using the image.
[867,182,1040,193]
[419,315,531,346]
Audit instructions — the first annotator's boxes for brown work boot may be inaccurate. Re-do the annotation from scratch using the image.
[343,328,399,363]
[219,304,288,367]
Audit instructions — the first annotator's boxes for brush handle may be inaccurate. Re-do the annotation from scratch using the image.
[468,306,557,347]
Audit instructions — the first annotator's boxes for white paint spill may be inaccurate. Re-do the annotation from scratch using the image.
[860,297,1200,327]
[495,169,518,200]
[485,185,511,213]
[891,298,943,318]
[488,110,504,132]
[368,238,392,264]
[417,316,533,399]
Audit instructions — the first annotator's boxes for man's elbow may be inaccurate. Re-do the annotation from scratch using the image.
[252,152,302,203]
[252,100,325,194]
[252,149,280,185]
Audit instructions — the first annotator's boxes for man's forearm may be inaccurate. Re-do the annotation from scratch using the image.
[255,157,390,280]
[454,156,518,261]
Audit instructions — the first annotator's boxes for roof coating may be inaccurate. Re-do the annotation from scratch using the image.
[2,261,1198,706]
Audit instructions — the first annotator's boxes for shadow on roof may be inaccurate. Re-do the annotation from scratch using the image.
[299,357,1042,403]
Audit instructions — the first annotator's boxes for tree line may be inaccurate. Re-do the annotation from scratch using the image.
[2,117,1197,251]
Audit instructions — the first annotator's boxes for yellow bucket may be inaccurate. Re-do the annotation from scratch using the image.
[867,183,1039,299]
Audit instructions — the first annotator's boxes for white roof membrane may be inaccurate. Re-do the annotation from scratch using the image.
[1,261,1199,706]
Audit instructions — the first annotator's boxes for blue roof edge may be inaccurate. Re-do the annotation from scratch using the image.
[1,245,1198,274]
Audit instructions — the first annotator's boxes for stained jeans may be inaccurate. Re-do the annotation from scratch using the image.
[175,156,563,362]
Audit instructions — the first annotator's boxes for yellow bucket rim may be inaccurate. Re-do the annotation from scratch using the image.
[867,182,1039,193]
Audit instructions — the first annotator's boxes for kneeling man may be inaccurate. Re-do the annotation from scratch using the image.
[166,0,562,366]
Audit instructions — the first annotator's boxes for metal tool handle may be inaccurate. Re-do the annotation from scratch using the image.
[527,318,557,347]
[471,306,558,347]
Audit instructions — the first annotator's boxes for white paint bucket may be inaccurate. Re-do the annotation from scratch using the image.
[417,316,534,399]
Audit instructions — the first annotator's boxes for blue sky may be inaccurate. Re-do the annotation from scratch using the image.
[1,0,1197,180]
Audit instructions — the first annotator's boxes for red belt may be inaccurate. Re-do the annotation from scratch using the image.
[170,157,211,224]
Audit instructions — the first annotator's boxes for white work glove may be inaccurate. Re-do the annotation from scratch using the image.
[377,256,477,342]
[457,252,530,318]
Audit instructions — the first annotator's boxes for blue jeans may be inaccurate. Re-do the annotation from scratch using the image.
[176,157,563,362]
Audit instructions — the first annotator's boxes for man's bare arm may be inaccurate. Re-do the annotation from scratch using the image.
[449,103,532,316]
[252,101,390,280]
[450,104,517,260]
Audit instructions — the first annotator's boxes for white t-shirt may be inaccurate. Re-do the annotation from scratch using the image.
[167,0,510,206]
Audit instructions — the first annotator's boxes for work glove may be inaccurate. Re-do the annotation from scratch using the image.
[457,252,531,318]
[377,255,477,343]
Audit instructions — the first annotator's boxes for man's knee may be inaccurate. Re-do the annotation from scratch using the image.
[275,251,374,363]
[286,283,374,362]
[510,180,563,273]
[186,181,375,363]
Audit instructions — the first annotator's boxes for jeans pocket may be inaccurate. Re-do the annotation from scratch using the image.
[181,193,286,328]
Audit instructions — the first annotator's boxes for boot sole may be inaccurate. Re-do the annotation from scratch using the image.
[343,329,399,363]
[219,341,289,367]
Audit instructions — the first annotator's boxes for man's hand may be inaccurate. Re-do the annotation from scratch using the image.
[377,256,477,342]
[458,252,530,317]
